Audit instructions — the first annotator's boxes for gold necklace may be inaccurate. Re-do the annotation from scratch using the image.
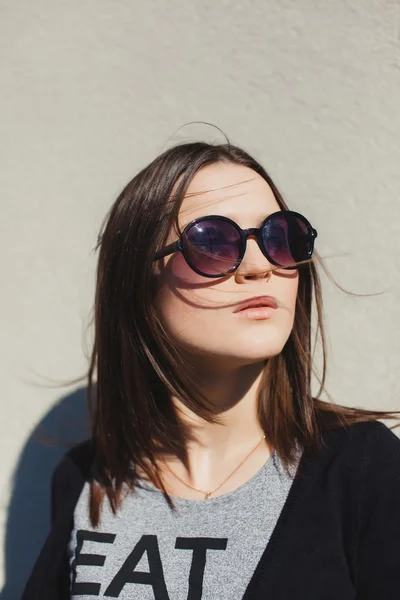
[163,434,266,500]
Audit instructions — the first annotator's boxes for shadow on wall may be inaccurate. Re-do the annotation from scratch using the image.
[0,387,91,600]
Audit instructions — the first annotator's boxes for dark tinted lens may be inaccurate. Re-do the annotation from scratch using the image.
[262,213,311,266]
[184,219,241,276]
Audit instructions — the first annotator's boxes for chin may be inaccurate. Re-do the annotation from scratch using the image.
[202,343,286,366]
[234,350,284,364]
[232,335,287,357]
[175,333,288,364]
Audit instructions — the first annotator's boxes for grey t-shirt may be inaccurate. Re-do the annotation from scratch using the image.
[68,447,302,599]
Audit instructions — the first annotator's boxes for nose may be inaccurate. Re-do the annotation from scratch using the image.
[234,234,273,281]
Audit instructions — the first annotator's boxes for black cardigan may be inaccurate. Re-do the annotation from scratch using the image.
[21,419,400,599]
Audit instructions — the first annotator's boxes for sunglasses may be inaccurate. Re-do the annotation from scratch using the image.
[153,210,318,278]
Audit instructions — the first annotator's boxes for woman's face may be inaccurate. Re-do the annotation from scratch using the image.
[153,162,299,369]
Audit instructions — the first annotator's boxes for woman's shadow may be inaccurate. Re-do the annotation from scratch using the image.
[0,386,91,600]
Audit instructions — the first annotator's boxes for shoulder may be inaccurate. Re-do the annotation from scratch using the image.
[50,438,94,520]
[320,418,400,450]
[349,419,400,476]
[319,419,400,483]
[354,418,400,451]
[53,438,94,485]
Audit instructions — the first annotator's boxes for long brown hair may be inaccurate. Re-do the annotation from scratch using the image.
[84,140,400,527]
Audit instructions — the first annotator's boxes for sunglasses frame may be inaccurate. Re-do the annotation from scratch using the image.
[153,210,318,278]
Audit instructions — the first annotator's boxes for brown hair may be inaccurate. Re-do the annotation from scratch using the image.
[81,140,400,527]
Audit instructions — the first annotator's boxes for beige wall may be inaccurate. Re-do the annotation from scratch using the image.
[1,0,400,596]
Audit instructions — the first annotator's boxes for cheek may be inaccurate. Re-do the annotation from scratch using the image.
[287,273,300,309]
[156,250,209,288]
[279,273,299,331]
[155,288,214,351]
[153,252,217,340]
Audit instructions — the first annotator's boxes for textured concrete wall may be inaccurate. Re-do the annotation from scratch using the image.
[1,0,399,596]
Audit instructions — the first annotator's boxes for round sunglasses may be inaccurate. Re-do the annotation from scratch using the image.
[153,210,318,278]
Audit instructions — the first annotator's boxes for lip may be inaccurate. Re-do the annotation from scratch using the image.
[233,306,276,320]
[233,295,278,313]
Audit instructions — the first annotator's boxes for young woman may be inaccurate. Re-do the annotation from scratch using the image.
[22,140,400,599]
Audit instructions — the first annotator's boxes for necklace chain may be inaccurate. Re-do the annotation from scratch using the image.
[163,434,266,500]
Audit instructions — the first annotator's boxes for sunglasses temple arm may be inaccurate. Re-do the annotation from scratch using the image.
[153,240,182,262]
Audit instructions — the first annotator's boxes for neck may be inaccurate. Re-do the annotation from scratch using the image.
[170,359,268,461]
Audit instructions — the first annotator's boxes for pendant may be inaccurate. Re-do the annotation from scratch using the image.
[205,491,211,499]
